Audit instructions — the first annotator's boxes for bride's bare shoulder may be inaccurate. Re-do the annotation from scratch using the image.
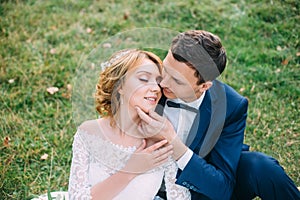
[78,118,109,135]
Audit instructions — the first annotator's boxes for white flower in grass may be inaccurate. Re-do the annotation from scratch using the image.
[40,153,48,160]
[47,87,59,95]
[50,48,56,54]
[102,43,112,48]
[86,27,92,33]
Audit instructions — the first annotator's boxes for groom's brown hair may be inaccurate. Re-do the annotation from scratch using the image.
[171,30,227,84]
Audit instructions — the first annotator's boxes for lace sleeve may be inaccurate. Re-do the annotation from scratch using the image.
[164,160,191,200]
[68,130,92,200]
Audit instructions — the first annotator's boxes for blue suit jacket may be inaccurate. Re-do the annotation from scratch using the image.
[158,80,248,200]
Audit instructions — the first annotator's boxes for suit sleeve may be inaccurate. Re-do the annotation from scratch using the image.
[175,97,248,200]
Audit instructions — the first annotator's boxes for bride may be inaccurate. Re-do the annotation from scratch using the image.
[68,49,191,199]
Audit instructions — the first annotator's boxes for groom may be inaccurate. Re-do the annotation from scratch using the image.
[136,30,300,199]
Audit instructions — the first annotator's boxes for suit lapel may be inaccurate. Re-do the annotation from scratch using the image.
[157,83,225,158]
[198,80,226,157]
[186,91,211,149]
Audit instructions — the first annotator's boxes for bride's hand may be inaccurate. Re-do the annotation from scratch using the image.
[121,139,173,174]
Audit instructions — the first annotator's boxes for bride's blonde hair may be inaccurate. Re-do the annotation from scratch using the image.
[95,49,162,125]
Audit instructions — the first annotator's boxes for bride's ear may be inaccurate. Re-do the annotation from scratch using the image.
[117,77,125,95]
[118,87,124,95]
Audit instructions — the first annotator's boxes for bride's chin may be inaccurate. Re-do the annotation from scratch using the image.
[137,105,155,114]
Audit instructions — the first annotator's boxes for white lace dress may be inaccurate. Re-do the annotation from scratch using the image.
[68,120,191,200]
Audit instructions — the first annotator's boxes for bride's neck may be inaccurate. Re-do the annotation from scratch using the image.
[114,107,141,139]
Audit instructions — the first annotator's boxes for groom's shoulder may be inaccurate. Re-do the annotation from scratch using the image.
[213,80,245,99]
[211,80,247,110]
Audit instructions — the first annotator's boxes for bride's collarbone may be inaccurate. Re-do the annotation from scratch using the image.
[99,118,143,148]
[104,129,142,148]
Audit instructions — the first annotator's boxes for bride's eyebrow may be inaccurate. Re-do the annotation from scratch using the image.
[136,71,152,75]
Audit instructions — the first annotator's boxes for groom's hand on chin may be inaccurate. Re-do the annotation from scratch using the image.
[136,106,188,161]
[135,106,176,142]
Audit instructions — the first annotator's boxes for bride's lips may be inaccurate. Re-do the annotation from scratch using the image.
[144,96,157,105]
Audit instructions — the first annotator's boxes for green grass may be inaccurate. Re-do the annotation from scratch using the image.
[0,0,299,199]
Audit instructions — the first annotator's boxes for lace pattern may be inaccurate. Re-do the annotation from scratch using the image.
[68,131,93,200]
[164,160,191,200]
[68,120,191,199]
[79,128,135,173]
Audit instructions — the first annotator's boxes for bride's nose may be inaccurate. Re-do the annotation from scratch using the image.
[149,83,160,93]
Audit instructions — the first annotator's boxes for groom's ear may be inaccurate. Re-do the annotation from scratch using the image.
[199,81,213,92]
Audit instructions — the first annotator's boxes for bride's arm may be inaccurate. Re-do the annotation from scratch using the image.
[90,171,136,200]
[68,131,93,199]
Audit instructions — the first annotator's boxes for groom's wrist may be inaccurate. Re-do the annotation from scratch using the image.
[170,136,187,160]
[177,149,193,170]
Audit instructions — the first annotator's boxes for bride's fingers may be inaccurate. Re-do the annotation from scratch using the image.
[152,144,173,158]
[154,149,173,164]
[153,154,172,167]
[144,139,168,152]
[135,139,146,152]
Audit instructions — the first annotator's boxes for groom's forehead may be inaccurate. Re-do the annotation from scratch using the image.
[163,61,196,85]
[162,54,186,75]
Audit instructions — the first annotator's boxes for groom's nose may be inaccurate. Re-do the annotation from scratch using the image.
[159,74,170,88]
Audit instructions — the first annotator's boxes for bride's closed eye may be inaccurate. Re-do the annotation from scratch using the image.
[138,76,149,82]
